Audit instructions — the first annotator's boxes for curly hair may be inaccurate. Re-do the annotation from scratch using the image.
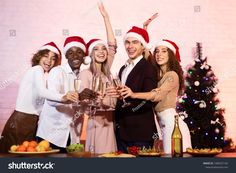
[31,49,60,67]
[152,48,184,95]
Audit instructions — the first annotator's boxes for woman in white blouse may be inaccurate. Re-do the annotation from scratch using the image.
[0,42,78,153]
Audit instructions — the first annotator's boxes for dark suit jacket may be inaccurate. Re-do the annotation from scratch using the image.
[115,57,157,142]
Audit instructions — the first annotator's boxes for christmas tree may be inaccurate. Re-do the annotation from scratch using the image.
[177,43,226,149]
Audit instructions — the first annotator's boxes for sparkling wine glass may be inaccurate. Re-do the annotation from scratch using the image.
[105,81,115,111]
[97,80,107,111]
[87,74,101,116]
[113,77,131,108]
[71,78,82,127]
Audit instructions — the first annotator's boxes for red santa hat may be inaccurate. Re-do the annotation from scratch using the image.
[156,39,181,62]
[39,42,62,64]
[63,36,87,55]
[123,26,152,49]
[87,39,108,56]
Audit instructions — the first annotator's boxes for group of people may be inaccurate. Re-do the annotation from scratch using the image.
[0,2,192,154]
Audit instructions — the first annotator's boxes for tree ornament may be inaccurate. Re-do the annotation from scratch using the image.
[194,81,200,86]
[215,128,220,134]
[199,102,206,108]
[194,100,206,108]
[212,88,218,93]
[205,65,209,70]
[178,98,184,103]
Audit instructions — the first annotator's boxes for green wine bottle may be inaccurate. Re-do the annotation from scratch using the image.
[171,115,183,157]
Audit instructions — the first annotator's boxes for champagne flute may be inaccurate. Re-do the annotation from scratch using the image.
[88,75,101,116]
[105,81,115,111]
[71,78,82,127]
[74,78,81,106]
[74,78,81,93]
[97,80,107,111]
[113,78,131,108]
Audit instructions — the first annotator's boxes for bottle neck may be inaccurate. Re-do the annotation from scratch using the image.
[174,115,179,126]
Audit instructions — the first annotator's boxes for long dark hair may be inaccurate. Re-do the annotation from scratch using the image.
[31,49,60,67]
[152,48,184,95]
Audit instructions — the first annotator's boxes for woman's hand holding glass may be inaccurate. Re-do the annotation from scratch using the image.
[119,86,135,99]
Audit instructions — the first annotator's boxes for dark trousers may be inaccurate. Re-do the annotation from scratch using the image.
[115,131,153,153]
[0,110,38,153]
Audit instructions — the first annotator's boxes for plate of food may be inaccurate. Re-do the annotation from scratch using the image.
[8,140,59,155]
[186,148,222,157]
[9,149,60,155]
[66,143,92,157]
[99,152,136,158]
[137,148,162,157]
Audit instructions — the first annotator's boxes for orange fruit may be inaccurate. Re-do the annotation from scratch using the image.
[22,141,29,148]
[27,146,36,152]
[16,145,26,152]
[38,140,50,151]
[28,141,38,148]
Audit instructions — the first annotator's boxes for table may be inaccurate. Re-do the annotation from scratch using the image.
[1,152,236,158]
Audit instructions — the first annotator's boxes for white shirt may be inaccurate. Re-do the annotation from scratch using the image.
[15,65,63,115]
[121,55,143,85]
[36,63,82,147]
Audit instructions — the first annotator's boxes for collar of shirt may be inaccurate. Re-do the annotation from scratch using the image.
[62,62,79,77]
[126,55,143,67]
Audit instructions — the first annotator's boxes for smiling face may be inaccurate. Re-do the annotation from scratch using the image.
[124,37,145,59]
[65,47,86,70]
[92,43,108,63]
[154,46,169,67]
[39,51,57,72]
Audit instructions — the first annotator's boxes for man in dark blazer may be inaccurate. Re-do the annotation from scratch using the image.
[115,26,157,153]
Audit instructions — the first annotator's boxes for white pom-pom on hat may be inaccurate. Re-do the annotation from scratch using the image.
[83,56,92,65]
[146,43,153,50]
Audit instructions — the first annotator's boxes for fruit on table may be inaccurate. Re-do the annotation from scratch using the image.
[27,146,36,152]
[186,147,222,153]
[9,140,51,152]
[66,143,84,152]
[28,141,38,148]
[22,141,29,148]
[36,145,47,152]
[38,140,50,151]
[16,145,27,152]
[10,145,19,152]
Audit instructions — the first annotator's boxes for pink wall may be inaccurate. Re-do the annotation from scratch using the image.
[0,0,236,143]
